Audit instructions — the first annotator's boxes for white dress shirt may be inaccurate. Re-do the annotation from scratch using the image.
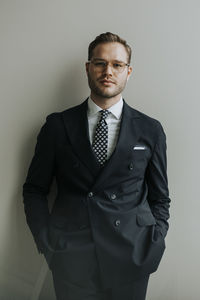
[87,96,123,160]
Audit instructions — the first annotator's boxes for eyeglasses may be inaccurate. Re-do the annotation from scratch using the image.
[88,59,130,73]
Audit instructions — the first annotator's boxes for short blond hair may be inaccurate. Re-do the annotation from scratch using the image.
[88,32,132,64]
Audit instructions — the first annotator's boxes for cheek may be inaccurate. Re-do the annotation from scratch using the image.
[88,70,98,80]
[118,76,128,86]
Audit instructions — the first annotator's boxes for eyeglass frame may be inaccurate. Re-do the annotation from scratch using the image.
[87,58,130,73]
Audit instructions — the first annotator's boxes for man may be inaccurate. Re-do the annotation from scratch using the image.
[23,32,170,300]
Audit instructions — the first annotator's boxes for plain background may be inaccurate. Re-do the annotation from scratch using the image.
[0,0,200,299]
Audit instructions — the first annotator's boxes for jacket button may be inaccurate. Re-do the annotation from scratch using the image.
[129,163,133,170]
[115,220,120,226]
[88,192,93,198]
[110,193,116,200]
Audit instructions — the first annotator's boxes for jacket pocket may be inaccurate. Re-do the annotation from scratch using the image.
[136,212,156,226]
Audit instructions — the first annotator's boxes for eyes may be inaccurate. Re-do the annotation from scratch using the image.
[94,61,123,68]
[89,60,129,73]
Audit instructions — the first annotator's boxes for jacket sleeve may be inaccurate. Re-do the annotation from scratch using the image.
[23,114,56,253]
[146,122,171,238]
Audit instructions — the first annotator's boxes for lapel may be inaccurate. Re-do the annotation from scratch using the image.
[62,98,141,187]
[62,98,101,177]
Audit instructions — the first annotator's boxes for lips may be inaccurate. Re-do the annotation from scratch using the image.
[100,79,115,85]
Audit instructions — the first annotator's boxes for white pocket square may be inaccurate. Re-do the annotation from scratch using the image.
[133,146,146,150]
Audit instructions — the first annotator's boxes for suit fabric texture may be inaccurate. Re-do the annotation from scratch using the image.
[23,98,170,291]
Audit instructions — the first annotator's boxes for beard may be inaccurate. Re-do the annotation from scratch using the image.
[87,73,127,99]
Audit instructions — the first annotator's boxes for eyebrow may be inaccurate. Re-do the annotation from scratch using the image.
[92,58,125,63]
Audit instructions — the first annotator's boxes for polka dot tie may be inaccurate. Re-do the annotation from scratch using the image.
[92,110,110,166]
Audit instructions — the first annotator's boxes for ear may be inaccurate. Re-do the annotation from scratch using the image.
[85,62,90,75]
[127,66,133,81]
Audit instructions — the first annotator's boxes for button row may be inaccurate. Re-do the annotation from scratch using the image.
[88,192,117,200]
[87,192,121,228]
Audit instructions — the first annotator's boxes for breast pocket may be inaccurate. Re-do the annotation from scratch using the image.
[131,146,151,175]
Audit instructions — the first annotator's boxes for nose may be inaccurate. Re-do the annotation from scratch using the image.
[103,63,113,76]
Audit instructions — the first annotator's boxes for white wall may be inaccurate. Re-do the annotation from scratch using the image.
[0,1,199,299]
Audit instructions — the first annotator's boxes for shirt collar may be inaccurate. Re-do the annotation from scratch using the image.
[87,96,123,120]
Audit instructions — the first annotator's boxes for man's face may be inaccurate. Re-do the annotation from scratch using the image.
[86,42,132,100]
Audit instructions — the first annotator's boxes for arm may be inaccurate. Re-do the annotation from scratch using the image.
[23,114,56,253]
[146,122,171,238]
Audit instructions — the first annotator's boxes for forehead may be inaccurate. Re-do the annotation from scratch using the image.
[92,42,128,62]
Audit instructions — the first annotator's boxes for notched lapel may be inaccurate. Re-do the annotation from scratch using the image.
[61,99,101,177]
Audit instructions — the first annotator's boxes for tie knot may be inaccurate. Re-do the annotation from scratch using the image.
[100,109,110,120]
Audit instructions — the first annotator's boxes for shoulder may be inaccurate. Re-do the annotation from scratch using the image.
[124,100,165,137]
[46,100,86,122]
[41,101,86,137]
[45,102,82,121]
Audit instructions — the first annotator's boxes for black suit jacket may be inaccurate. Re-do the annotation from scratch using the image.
[23,98,170,288]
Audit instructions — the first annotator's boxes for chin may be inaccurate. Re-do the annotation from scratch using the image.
[98,88,118,99]
[98,92,116,99]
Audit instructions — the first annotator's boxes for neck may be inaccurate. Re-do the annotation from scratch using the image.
[90,92,121,109]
